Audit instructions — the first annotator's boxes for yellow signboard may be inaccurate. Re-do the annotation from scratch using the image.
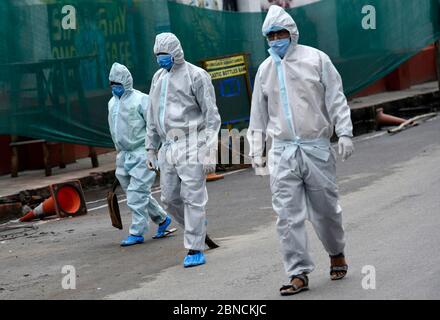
[208,65,247,80]
[205,55,246,71]
[200,53,252,126]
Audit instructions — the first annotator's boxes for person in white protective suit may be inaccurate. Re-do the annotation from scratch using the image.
[146,33,221,268]
[247,5,354,296]
[108,62,172,247]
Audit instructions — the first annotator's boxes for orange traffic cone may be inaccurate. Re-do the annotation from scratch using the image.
[376,108,406,127]
[20,196,56,222]
[20,182,86,222]
[206,172,224,182]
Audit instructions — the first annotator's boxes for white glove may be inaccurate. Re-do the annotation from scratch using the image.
[146,149,158,171]
[338,136,354,161]
[203,149,217,175]
[252,156,265,168]
[252,156,269,176]
[204,164,216,175]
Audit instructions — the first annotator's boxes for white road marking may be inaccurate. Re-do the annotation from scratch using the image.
[221,168,248,176]
[354,132,387,142]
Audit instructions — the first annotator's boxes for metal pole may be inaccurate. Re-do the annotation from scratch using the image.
[43,142,52,177]
[435,40,440,90]
[59,143,66,169]
[10,135,18,178]
[89,146,99,168]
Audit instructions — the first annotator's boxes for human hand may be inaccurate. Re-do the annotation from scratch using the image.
[252,156,268,176]
[338,136,354,161]
[147,149,158,171]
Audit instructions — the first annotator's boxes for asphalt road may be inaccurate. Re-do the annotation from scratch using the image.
[0,116,439,300]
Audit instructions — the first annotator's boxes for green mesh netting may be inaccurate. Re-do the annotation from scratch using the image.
[0,0,439,147]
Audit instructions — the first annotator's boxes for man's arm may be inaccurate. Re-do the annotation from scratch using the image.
[139,94,148,122]
[108,99,119,152]
[145,80,161,151]
[320,52,353,138]
[193,71,221,151]
[247,67,269,160]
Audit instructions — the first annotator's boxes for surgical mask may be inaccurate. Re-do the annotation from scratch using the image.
[269,38,291,59]
[112,84,125,98]
[157,54,174,71]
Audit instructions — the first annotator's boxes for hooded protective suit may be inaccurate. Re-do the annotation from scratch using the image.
[108,62,168,237]
[146,33,221,251]
[247,6,353,278]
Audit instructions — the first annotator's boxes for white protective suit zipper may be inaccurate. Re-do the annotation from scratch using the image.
[159,73,170,137]
[270,48,296,139]
[113,98,121,150]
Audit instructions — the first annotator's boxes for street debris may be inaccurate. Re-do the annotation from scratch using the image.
[0,224,39,241]
[388,113,438,135]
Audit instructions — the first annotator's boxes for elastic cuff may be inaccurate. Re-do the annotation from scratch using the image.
[158,216,167,225]
[337,132,353,138]
[329,252,345,258]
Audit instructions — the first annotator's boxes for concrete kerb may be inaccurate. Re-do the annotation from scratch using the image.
[349,84,439,136]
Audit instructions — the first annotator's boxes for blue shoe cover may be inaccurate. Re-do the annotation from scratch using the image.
[183,252,206,268]
[121,234,144,246]
[155,216,172,238]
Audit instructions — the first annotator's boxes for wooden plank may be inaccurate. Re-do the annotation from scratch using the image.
[42,142,52,177]
[10,136,19,178]
[9,139,46,147]
[89,147,99,168]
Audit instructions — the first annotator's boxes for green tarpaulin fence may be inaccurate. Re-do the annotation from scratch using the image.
[0,0,439,147]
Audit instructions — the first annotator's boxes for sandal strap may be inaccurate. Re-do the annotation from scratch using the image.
[330,252,345,258]
[280,284,294,291]
[330,265,348,273]
[291,274,309,287]
[280,273,309,292]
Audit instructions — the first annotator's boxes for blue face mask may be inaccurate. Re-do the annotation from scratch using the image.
[157,54,174,71]
[269,38,291,59]
[111,84,125,98]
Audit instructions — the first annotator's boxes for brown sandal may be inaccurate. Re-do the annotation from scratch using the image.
[280,274,309,296]
[330,253,348,280]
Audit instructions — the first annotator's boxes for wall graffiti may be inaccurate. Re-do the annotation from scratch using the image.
[48,1,136,90]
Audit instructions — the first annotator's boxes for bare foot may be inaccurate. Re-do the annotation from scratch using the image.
[280,274,309,296]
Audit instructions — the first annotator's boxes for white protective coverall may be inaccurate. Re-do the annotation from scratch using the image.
[247,6,354,278]
[146,33,221,251]
[108,62,168,236]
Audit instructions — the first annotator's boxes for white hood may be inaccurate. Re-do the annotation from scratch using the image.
[262,5,299,46]
[153,32,185,65]
[109,62,133,91]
